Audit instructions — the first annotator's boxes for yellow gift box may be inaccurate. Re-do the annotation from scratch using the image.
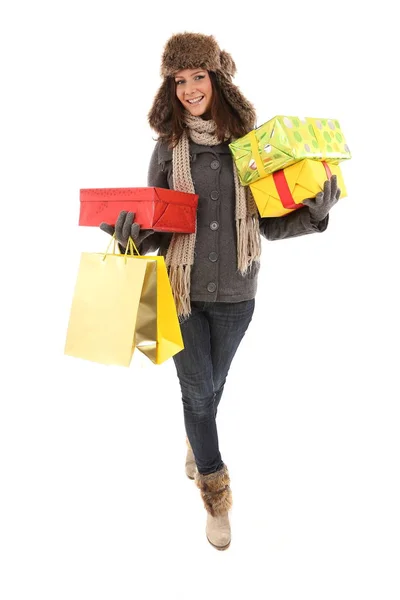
[249,159,347,218]
[229,115,351,186]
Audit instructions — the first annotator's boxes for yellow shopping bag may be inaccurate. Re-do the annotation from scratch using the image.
[64,237,184,366]
[249,159,347,218]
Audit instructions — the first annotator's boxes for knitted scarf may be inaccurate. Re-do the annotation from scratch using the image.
[166,112,261,317]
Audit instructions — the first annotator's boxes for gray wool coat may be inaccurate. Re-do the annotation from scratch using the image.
[139,139,328,303]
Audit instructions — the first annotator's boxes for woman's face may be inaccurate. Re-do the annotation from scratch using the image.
[174,69,213,117]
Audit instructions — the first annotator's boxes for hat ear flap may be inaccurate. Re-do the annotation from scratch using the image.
[215,71,256,132]
[148,78,173,136]
[219,50,236,78]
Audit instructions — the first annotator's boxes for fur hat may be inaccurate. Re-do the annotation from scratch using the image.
[148,32,256,136]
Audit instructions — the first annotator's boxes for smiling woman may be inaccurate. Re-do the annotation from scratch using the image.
[99,31,340,552]
[174,69,213,118]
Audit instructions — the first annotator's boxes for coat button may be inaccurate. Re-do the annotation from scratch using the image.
[207,282,217,293]
[210,160,220,170]
[210,221,219,231]
[209,252,218,262]
[210,190,219,200]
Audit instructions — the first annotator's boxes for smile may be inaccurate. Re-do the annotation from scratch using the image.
[187,96,204,105]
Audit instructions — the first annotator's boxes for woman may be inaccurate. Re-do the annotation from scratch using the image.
[100,32,340,551]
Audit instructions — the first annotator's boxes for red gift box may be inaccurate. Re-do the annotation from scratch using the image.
[79,187,199,233]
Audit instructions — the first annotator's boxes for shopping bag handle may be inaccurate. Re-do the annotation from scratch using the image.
[127,237,140,256]
[102,234,141,262]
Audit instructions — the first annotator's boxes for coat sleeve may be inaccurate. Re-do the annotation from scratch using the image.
[258,206,329,241]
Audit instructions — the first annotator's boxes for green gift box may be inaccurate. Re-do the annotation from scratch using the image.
[229,115,352,186]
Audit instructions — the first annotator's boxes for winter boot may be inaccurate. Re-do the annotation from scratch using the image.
[195,463,232,550]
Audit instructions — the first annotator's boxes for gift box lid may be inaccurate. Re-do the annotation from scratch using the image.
[80,187,198,207]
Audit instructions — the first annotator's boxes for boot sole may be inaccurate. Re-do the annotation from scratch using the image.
[207,535,231,551]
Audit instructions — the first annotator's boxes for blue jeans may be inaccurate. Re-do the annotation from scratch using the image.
[173,299,255,475]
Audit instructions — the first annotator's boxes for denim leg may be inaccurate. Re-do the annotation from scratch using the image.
[214,388,224,419]
[173,303,223,475]
[208,300,255,418]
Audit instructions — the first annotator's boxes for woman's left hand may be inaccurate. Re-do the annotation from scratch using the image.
[302,174,341,223]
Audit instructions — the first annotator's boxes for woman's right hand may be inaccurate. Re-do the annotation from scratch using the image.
[100,211,142,248]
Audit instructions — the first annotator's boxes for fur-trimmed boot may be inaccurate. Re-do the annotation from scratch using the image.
[185,437,197,480]
[195,463,232,550]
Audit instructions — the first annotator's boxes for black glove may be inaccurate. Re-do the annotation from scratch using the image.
[302,174,341,223]
[100,211,154,251]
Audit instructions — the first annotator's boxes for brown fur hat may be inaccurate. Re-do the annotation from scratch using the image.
[148,32,256,136]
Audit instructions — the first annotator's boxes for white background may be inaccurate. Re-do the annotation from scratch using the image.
[1,1,399,598]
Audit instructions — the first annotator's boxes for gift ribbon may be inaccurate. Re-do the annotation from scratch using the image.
[249,131,267,178]
[322,162,332,179]
[272,161,332,209]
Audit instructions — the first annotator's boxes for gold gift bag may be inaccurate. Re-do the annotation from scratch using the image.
[64,237,184,366]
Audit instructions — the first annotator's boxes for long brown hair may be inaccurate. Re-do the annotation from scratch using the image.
[159,71,250,148]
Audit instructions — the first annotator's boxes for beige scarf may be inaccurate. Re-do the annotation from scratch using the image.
[166,112,261,317]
